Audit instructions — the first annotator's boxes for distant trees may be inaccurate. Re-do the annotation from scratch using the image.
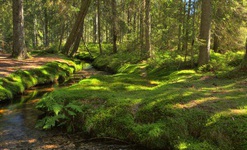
[12,0,28,59]
[0,0,246,65]
[212,0,247,53]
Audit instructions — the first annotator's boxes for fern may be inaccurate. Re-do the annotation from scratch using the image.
[65,103,83,113]
[36,97,85,132]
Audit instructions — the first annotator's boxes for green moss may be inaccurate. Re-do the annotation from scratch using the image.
[176,140,218,150]
[0,58,83,102]
[37,52,247,149]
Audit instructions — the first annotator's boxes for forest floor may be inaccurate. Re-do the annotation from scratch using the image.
[0,52,66,77]
[1,50,247,149]
[37,56,247,149]
[0,54,136,149]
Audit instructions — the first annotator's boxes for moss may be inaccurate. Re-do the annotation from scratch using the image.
[0,59,83,103]
[36,52,247,149]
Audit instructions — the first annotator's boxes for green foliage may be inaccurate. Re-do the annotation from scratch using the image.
[176,141,218,150]
[198,51,245,73]
[226,51,244,67]
[93,51,142,73]
[36,95,85,132]
[77,43,113,58]
[149,51,184,68]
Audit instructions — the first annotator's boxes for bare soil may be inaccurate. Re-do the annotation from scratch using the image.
[0,53,66,77]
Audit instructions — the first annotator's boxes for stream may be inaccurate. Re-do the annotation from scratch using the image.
[0,65,139,149]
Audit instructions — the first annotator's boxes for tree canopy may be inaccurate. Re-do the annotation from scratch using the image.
[0,0,246,62]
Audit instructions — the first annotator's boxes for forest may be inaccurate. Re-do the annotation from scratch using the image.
[0,0,247,149]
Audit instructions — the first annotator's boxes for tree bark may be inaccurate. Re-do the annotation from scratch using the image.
[69,22,84,57]
[241,37,247,69]
[177,0,183,51]
[198,0,212,66]
[58,23,66,51]
[111,0,117,53]
[62,0,91,55]
[93,9,97,43]
[140,0,145,55]
[145,0,151,58]
[190,1,196,67]
[97,0,102,54]
[12,0,28,59]
[43,0,49,47]
[184,0,192,63]
[33,17,37,48]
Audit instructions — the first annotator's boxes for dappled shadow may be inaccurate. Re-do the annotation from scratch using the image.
[130,73,247,148]
[29,65,247,149]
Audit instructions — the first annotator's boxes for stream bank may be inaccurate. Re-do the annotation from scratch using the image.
[0,59,82,102]
[0,66,139,149]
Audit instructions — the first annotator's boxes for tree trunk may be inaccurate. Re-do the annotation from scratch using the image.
[184,0,192,63]
[12,0,28,59]
[198,0,212,66]
[213,32,219,53]
[177,0,183,51]
[181,1,186,51]
[84,23,87,43]
[93,9,97,43]
[58,23,66,51]
[97,0,102,54]
[33,17,37,48]
[140,0,145,56]
[241,37,247,69]
[190,1,196,68]
[105,25,109,43]
[44,4,49,47]
[62,0,91,55]
[69,22,84,57]
[111,0,117,53]
[145,0,151,58]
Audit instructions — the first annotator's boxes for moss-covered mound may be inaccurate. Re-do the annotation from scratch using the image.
[0,60,82,102]
[36,54,247,149]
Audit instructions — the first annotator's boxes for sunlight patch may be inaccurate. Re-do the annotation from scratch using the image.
[79,78,101,85]
[177,142,188,149]
[126,85,152,91]
[174,97,219,109]
[85,86,108,91]
[28,139,37,143]
[228,109,247,115]
[42,144,59,149]
[206,109,247,126]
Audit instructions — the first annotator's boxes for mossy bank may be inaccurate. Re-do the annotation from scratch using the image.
[37,52,247,150]
[0,59,83,102]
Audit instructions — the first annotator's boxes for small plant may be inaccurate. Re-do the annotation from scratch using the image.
[36,95,85,132]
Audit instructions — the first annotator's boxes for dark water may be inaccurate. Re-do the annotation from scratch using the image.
[0,66,138,149]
